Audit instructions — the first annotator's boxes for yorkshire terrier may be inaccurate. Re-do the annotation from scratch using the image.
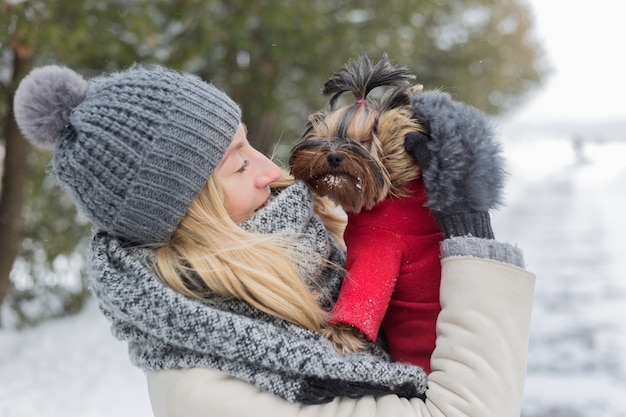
[289,54,443,371]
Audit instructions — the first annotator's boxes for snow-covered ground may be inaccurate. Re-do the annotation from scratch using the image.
[1,132,625,417]
[495,130,626,417]
[0,300,152,417]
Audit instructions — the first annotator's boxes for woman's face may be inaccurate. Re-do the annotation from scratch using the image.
[214,123,282,223]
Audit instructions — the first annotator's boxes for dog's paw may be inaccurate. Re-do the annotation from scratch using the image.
[322,322,368,353]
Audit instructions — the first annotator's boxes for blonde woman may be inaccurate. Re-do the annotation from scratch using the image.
[14,63,534,417]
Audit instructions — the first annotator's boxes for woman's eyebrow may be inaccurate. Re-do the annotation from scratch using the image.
[218,137,245,169]
[223,141,243,162]
[232,141,244,152]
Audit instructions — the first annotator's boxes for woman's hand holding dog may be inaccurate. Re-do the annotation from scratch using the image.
[405,90,506,239]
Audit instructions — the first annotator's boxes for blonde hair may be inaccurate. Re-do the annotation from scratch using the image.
[153,174,345,332]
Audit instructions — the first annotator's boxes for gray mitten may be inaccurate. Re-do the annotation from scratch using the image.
[405,90,506,239]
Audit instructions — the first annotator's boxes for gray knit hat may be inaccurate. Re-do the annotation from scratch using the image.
[14,65,241,244]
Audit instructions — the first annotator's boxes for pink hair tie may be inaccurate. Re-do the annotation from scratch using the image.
[356,99,367,104]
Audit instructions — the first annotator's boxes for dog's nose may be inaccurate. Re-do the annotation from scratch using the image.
[327,152,344,168]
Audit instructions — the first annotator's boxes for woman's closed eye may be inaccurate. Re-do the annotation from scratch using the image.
[237,160,250,173]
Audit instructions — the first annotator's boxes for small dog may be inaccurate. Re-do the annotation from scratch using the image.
[289,55,443,371]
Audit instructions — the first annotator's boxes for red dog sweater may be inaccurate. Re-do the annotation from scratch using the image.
[328,178,443,372]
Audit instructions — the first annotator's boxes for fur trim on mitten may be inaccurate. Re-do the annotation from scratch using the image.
[408,90,506,213]
[406,90,507,238]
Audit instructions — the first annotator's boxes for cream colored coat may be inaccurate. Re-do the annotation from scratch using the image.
[147,256,535,417]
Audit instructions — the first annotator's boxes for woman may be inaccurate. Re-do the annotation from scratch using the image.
[14,63,535,417]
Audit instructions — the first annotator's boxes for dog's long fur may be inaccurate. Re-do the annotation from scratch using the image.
[289,54,419,214]
[291,54,506,358]
[378,106,422,198]
[290,55,435,354]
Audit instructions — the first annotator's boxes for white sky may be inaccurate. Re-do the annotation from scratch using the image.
[511,0,626,124]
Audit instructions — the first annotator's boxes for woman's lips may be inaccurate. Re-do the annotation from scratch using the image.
[255,197,270,213]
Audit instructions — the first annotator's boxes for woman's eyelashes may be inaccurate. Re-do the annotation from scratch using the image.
[236,160,250,173]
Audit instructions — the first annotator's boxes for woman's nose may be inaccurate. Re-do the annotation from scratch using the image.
[255,153,282,187]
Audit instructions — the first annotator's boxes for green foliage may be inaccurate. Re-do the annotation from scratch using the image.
[0,0,547,326]
[4,146,92,328]
[128,0,547,156]
[20,148,92,265]
[7,278,90,329]
[3,0,548,153]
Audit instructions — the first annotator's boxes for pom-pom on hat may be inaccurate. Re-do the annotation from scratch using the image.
[14,64,241,244]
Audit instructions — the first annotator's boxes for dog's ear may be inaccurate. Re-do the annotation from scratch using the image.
[302,111,327,140]
[373,86,411,140]
[380,86,411,112]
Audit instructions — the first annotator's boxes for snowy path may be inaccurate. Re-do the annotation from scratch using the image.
[1,138,625,417]
[494,138,626,417]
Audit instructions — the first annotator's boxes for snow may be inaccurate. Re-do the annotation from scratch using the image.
[1,134,625,416]
[0,301,153,417]
[494,134,626,417]
[3,2,626,413]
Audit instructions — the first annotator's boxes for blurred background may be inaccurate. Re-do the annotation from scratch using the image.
[1,0,624,416]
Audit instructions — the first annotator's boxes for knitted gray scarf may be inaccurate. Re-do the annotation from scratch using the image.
[89,181,428,404]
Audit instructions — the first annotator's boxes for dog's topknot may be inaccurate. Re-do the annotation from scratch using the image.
[322,53,414,109]
[14,65,88,149]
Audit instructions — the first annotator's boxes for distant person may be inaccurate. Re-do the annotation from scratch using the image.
[572,135,590,164]
[14,63,535,416]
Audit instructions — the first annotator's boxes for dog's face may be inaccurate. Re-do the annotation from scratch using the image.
[289,111,392,213]
[289,105,422,213]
